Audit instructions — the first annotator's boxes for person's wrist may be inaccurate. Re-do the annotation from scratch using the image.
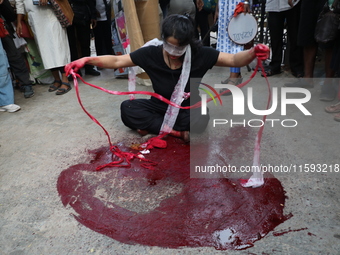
[249,47,256,58]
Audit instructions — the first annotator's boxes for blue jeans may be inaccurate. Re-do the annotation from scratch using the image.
[0,40,13,106]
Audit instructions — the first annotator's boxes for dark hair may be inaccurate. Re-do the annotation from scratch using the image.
[161,14,202,51]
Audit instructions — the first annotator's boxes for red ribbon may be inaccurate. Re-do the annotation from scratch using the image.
[71,57,271,171]
[234,2,245,17]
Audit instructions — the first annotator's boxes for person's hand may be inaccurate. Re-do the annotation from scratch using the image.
[0,0,4,5]
[16,21,23,38]
[65,58,87,76]
[254,44,270,61]
[244,3,251,13]
[91,19,97,29]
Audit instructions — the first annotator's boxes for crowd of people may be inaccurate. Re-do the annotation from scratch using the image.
[1,0,339,126]
[0,0,108,111]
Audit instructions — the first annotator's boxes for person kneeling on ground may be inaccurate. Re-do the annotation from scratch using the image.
[65,14,269,141]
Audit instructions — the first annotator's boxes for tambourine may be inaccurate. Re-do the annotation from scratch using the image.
[227,13,258,45]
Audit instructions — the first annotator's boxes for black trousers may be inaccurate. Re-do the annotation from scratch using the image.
[93,20,113,56]
[66,21,94,71]
[120,98,210,134]
[267,1,303,74]
[1,36,32,85]
[195,9,211,46]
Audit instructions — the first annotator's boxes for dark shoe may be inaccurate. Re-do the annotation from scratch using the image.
[284,79,314,88]
[85,68,101,76]
[219,76,243,96]
[320,82,337,102]
[261,68,282,77]
[48,80,62,92]
[23,85,34,98]
[291,71,304,78]
[56,82,72,95]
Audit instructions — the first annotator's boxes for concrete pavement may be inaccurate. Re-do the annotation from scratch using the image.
[1,60,340,254]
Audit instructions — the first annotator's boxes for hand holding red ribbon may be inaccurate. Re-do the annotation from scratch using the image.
[65,58,88,76]
[254,44,270,61]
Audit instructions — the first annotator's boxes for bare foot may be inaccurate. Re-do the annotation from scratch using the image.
[137,129,149,136]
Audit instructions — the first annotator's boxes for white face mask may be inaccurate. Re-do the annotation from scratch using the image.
[163,40,188,56]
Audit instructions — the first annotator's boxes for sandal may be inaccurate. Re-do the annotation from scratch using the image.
[221,76,243,85]
[325,101,340,113]
[48,80,62,92]
[334,112,340,122]
[220,76,243,96]
[56,82,72,95]
[261,68,282,77]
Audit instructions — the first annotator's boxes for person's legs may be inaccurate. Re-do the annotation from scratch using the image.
[94,20,113,56]
[285,0,325,88]
[121,98,200,137]
[0,61,15,107]
[0,41,20,112]
[66,25,78,62]
[267,11,285,74]
[303,44,318,79]
[284,44,317,88]
[324,47,335,78]
[219,67,242,96]
[320,46,337,101]
[102,20,113,55]
[222,66,242,83]
[286,1,303,77]
[195,9,210,46]
[93,21,105,56]
[55,67,71,95]
[121,99,168,134]
[49,67,71,95]
[1,36,34,98]
[76,22,100,75]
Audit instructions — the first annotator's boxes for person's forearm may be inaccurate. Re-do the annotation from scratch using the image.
[17,13,24,23]
[66,54,134,75]
[82,55,120,69]
[232,48,256,67]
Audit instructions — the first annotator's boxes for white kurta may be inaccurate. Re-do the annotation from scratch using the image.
[16,0,70,69]
[216,0,244,54]
[265,0,300,12]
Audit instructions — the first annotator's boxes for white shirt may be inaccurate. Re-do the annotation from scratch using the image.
[265,0,300,12]
[96,0,110,21]
[16,0,70,69]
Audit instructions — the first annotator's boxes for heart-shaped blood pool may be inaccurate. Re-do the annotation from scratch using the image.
[57,131,288,250]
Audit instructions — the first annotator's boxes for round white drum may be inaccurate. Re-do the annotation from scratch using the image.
[227,13,258,45]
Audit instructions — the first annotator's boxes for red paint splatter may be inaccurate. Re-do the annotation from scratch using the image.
[57,128,289,250]
[272,227,307,236]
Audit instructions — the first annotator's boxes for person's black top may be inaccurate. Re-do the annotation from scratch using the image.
[0,0,16,35]
[130,45,220,106]
[0,0,15,22]
[69,0,97,21]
